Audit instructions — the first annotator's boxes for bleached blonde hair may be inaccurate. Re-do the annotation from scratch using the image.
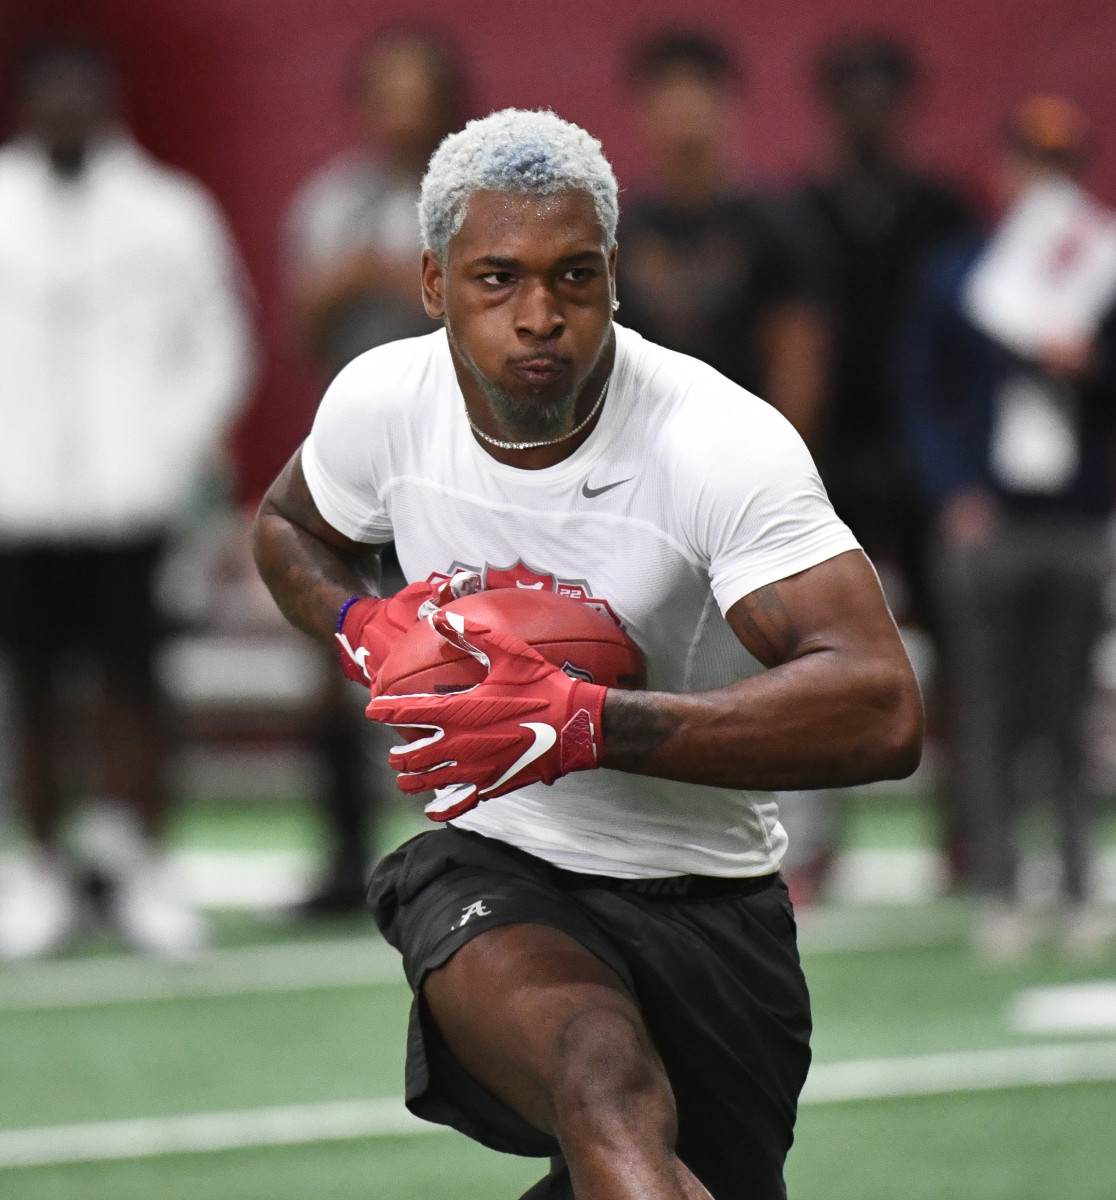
[418,108,619,262]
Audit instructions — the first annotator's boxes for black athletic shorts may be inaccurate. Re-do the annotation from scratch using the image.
[0,541,164,671]
[368,825,812,1200]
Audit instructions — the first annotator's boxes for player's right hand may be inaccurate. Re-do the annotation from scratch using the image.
[366,610,607,821]
[335,570,479,685]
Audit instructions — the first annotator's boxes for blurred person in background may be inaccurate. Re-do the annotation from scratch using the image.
[0,38,253,959]
[803,35,971,626]
[788,36,973,903]
[899,95,1116,960]
[801,34,964,624]
[286,29,463,375]
[282,30,465,914]
[618,29,830,444]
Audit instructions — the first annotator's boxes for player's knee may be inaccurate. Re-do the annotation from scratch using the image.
[550,1003,676,1150]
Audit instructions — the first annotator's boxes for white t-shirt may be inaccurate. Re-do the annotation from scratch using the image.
[303,324,859,878]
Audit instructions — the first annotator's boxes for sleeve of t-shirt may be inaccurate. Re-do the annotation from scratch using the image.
[680,391,860,615]
[301,359,394,544]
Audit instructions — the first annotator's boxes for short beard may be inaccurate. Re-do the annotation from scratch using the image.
[447,322,580,442]
[480,376,577,441]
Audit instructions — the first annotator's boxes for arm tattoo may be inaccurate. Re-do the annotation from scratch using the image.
[732,583,799,666]
[602,584,798,769]
[601,690,684,769]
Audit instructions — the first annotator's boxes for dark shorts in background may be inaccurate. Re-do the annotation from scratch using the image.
[0,541,164,670]
[368,826,812,1200]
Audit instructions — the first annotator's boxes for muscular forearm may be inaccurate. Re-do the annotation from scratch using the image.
[252,510,371,644]
[251,452,380,645]
[602,652,922,791]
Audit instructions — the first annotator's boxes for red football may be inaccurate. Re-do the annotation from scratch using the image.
[376,588,646,696]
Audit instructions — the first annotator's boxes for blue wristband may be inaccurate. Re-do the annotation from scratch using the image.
[336,595,364,636]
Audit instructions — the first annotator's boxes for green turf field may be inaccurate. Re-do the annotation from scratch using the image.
[1,797,1113,1199]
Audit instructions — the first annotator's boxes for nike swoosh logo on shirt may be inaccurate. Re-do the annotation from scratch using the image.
[582,477,633,499]
[479,722,558,796]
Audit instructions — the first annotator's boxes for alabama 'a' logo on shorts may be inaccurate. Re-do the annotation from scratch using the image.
[456,900,492,929]
[428,558,621,625]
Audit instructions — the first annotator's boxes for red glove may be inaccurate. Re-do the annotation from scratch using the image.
[335,571,480,685]
[365,610,607,821]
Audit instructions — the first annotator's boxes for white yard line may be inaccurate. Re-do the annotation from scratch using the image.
[0,913,959,1013]
[1010,981,1116,1035]
[2,1041,1115,1170]
[0,1099,427,1169]
[0,938,404,1012]
[801,1039,1116,1103]
[0,910,1095,1016]
[0,912,968,1015]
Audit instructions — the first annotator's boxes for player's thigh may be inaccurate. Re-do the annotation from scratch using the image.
[578,881,811,1199]
[423,921,664,1136]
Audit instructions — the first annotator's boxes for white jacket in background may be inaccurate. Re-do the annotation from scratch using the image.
[0,134,253,544]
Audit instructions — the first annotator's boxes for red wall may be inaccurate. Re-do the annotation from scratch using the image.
[7,0,1116,500]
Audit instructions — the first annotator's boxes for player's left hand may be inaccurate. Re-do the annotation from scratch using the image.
[365,610,607,821]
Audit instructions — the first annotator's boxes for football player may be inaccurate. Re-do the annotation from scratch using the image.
[254,108,922,1200]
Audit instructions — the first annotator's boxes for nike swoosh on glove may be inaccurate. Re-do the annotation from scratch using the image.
[335,571,480,685]
[365,609,607,822]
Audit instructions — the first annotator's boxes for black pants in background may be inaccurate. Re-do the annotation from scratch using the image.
[935,518,1107,902]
